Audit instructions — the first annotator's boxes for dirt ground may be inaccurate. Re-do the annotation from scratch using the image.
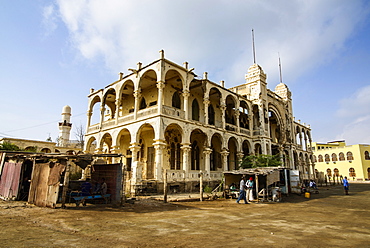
[0,183,369,248]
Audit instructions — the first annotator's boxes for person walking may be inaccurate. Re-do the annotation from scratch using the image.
[236,175,249,204]
[343,176,349,195]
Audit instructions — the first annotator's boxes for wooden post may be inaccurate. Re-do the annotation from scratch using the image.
[28,158,37,204]
[163,169,167,203]
[200,170,203,202]
[61,160,70,209]
[255,173,259,203]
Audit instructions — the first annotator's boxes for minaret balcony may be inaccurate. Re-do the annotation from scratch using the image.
[59,122,72,127]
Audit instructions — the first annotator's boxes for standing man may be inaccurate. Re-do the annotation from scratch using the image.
[343,176,349,195]
[236,175,248,204]
[246,177,254,202]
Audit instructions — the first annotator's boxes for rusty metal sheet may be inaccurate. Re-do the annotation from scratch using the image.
[0,162,22,200]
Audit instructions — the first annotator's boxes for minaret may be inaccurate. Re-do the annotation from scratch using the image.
[58,105,72,147]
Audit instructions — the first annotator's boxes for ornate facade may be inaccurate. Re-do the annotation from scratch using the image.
[84,51,313,194]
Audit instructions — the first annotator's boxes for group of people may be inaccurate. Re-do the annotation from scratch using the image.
[81,178,107,196]
[236,175,254,204]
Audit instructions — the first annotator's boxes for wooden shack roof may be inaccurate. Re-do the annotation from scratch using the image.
[223,167,287,176]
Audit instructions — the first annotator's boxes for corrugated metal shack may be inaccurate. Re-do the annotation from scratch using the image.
[0,151,124,208]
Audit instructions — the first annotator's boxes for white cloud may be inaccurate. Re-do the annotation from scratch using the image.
[42,4,58,37]
[51,0,367,88]
[337,85,370,118]
[334,85,370,144]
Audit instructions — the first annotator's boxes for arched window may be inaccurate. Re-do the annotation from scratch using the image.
[347,152,354,161]
[324,154,330,162]
[313,155,317,163]
[331,153,338,162]
[349,168,356,177]
[191,141,200,170]
[333,168,339,177]
[208,104,215,125]
[139,97,147,110]
[172,92,181,109]
[192,99,199,121]
[41,148,51,153]
[339,152,345,161]
[318,155,323,162]
[365,151,370,160]
[326,168,332,177]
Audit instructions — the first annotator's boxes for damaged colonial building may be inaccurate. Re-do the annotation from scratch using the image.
[84,50,313,194]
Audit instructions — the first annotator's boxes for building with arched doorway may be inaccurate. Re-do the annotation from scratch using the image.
[84,51,313,194]
[0,105,82,155]
[312,141,370,182]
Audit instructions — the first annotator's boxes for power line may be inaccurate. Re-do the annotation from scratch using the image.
[2,112,86,133]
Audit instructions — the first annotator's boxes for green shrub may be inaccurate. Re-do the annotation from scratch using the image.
[0,142,21,151]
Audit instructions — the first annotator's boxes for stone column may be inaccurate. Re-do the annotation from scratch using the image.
[182,90,190,121]
[86,110,92,131]
[133,90,141,120]
[220,103,226,129]
[153,140,166,181]
[111,145,121,163]
[235,111,240,133]
[157,81,165,113]
[288,149,294,170]
[115,99,121,125]
[181,144,191,179]
[129,144,141,195]
[203,148,212,180]
[304,135,308,151]
[203,98,210,125]
[99,106,106,128]
[221,149,229,171]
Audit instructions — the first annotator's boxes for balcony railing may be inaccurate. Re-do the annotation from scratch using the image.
[162,105,185,119]
[87,123,100,133]
[225,124,237,132]
[118,114,134,124]
[240,128,250,136]
[167,170,185,181]
[101,119,115,129]
[187,171,201,179]
[210,171,223,179]
[253,130,261,136]
[137,106,158,118]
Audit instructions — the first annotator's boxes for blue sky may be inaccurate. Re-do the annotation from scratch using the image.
[1,0,370,145]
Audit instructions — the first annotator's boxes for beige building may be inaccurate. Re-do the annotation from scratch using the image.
[84,50,313,194]
[312,141,370,182]
[0,105,81,155]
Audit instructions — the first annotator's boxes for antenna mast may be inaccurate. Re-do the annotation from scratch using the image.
[278,53,283,84]
[252,29,256,64]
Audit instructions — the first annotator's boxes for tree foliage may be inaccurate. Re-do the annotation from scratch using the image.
[0,142,21,151]
[239,154,282,169]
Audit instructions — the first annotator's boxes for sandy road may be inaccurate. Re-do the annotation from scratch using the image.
[0,183,369,247]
